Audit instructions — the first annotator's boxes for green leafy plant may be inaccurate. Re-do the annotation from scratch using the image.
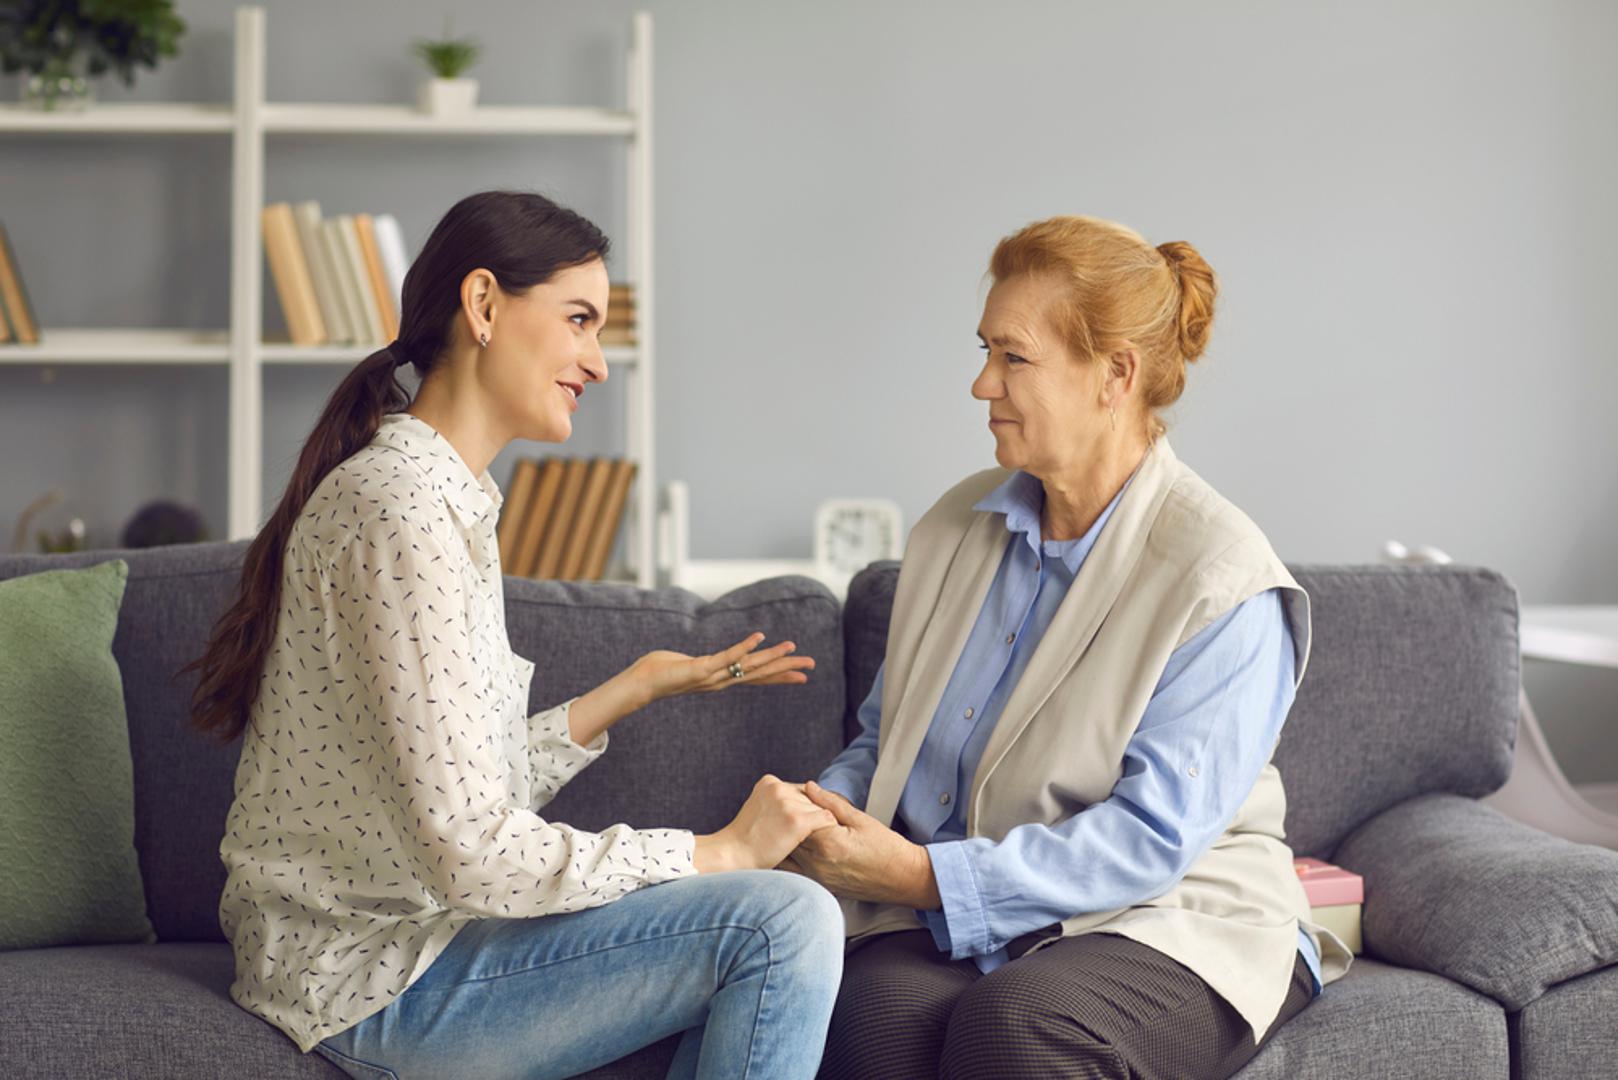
[413,17,479,79]
[0,0,186,87]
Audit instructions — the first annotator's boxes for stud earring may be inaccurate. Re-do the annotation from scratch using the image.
[479,332,489,348]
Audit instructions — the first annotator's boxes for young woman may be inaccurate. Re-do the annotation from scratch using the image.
[184,190,846,1080]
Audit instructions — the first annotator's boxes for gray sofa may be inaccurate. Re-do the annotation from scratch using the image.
[2,540,1614,1079]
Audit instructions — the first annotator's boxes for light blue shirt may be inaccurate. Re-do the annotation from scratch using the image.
[818,467,1322,995]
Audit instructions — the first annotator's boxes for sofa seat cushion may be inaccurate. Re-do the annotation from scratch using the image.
[1509,963,1618,1080]
[1233,958,1508,1080]
[0,943,340,1078]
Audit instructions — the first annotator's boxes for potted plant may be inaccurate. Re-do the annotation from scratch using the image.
[413,18,480,115]
[0,0,185,111]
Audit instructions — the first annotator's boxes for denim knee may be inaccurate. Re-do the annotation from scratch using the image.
[742,870,846,973]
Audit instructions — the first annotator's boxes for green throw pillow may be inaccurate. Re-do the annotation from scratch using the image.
[0,558,155,950]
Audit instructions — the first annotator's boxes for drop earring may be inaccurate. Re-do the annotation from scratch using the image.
[1109,405,1117,432]
[479,332,489,348]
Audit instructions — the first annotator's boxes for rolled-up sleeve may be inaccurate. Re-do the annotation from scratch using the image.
[320,514,695,919]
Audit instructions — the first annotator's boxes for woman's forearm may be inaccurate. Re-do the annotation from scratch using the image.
[566,666,651,747]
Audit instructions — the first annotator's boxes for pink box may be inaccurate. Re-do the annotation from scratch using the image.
[1294,857,1364,907]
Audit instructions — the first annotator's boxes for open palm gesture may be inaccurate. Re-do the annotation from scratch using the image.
[633,632,815,702]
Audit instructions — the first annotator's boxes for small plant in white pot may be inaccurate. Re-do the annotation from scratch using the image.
[413,19,480,115]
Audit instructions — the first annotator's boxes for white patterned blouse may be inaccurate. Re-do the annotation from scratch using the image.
[218,411,696,1052]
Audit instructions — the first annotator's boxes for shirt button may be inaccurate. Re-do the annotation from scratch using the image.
[964,707,975,720]
[1188,765,1199,778]
[1035,560,1042,572]
[940,793,952,806]
[1005,633,1016,645]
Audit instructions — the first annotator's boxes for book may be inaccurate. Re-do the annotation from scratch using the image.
[1295,857,1364,955]
[532,457,590,579]
[354,213,399,342]
[513,457,565,577]
[371,213,410,317]
[0,222,37,344]
[337,214,386,343]
[260,203,326,346]
[320,219,368,347]
[497,457,542,570]
[559,457,615,580]
[293,201,351,344]
[581,458,638,581]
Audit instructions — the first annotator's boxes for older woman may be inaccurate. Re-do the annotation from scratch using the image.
[788,215,1353,1080]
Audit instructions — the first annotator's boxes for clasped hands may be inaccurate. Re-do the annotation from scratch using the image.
[593,630,938,910]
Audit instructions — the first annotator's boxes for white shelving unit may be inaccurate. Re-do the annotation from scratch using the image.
[0,6,658,586]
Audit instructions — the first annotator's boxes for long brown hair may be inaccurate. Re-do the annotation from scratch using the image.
[182,190,610,742]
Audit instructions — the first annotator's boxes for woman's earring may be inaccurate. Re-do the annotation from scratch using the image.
[1109,405,1117,432]
[479,332,489,348]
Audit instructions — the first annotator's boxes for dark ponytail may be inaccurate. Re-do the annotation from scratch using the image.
[182,190,609,742]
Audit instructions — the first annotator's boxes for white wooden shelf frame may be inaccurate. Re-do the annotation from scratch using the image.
[1,6,657,586]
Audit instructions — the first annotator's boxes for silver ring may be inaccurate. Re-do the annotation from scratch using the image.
[729,661,746,680]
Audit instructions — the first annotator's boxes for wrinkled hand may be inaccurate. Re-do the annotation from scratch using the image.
[633,632,815,706]
[784,781,941,909]
[697,774,838,873]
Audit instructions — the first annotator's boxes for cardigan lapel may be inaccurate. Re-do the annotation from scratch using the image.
[864,508,1011,828]
[966,436,1183,831]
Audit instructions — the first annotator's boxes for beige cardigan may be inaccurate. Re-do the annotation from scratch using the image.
[841,436,1352,1040]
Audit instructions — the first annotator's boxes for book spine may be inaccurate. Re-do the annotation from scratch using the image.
[320,220,368,346]
[559,457,615,580]
[294,201,349,344]
[354,213,399,342]
[0,222,36,344]
[371,213,410,317]
[514,458,565,577]
[497,457,542,570]
[533,458,590,580]
[337,215,385,343]
[581,459,638,580]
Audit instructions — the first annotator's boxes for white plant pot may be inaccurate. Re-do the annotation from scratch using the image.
[418,77,479,115]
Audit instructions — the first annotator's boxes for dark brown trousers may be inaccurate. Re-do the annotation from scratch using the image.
[818,930,1315,1080]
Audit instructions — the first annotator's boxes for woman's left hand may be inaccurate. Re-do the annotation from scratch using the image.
[633,632,816,706]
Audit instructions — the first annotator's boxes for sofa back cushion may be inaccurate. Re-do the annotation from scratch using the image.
[841,561,1520,859]
[0,541,847,942]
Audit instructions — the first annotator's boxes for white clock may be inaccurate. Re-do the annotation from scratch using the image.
[814,498,904,577]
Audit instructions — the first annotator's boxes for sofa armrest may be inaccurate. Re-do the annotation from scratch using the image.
[1332,793,1618,1010]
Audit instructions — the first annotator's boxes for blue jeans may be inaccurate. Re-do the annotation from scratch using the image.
[313,870,845,1080]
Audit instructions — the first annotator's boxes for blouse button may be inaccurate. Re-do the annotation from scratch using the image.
[964,707,975,720]
[1005,633,1016,645]
[940,792,952,806]
[1188,765,1200,778]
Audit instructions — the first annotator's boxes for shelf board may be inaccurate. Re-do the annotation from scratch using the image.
[0,103,233,135]
[260,342,639,366]
[261,104,636,137]
[0,328,230,364]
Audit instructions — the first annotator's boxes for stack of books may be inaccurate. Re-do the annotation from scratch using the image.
[602,283,636,346]
[497,455,638,581]
[1294,857,1364,954]
[0,222,40,346]
[261,201,407,347]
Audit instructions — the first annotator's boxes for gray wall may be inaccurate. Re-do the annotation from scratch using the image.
[4,1,1615,777]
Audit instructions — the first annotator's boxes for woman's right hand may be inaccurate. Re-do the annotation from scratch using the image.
[694,775,837,873]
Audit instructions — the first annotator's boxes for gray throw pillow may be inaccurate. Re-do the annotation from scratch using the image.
[0,558,155,950]
[1334,793,1618,1009]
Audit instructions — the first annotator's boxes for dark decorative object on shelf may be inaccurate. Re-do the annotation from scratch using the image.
[0,0,187,110]
[120,500,208,548]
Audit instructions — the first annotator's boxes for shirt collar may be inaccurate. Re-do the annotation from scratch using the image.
[973,462,1139,574]
[371,412,502,531]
